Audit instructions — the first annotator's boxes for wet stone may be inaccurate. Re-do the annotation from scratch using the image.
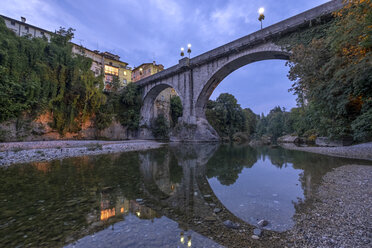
[223,220,240,229]
[213,208,221,213]
[258,219,269,227]
[251,235,260,240]
[253,228,262,236]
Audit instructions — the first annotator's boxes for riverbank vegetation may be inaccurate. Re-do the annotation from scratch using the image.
[208,1,372,143]
[0,17,142,137]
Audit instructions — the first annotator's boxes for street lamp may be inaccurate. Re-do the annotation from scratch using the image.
[258,7,265,30]
[187,43,192,58]
[180,47,185,57]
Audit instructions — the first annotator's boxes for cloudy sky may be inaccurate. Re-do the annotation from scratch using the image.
[0,0,329,114]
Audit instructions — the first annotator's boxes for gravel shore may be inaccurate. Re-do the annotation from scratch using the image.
[281,142,372,161]
[0,140,165,166]
[287,164,372,247]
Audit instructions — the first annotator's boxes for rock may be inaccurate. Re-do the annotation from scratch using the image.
[232,132,250,143]
[249,135,272,146]
[253,228,262,236]
[135,198,143,202]
[170,118,220,142]
[205,216,216,221]
[315,136,353,147]
[251,235,260,240]
[258,219,269,227]
[213,208,221,213]
[203,194,211,198]
[223,220,240,229]
[209,203,216,207]
[277,135,300,144]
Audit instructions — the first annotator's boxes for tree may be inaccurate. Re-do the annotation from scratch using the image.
[0,19,106,134]
[206,93,245,140]
[286,0,372,141]
[243,108,258,135]
[170,95,183,127]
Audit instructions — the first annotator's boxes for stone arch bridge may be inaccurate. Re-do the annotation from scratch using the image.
[136,0,343,141]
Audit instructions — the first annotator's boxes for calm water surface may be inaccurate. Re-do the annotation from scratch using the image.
[0,143,370,247]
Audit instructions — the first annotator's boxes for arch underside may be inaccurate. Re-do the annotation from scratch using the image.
[195,50,290,118]
[141,83,180,125]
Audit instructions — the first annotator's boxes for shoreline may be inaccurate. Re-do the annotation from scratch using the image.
[280,142,372,161]
[286,164,372,247]
[0,140,165,166]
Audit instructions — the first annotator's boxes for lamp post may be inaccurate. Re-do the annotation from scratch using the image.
[180,44,192,58]
[187,43,192,58]
[258,7,265,30]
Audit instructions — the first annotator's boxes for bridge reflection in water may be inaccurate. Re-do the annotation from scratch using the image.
[1,143,367,248]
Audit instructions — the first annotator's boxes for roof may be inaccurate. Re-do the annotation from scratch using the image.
[1,14,130,66]
[133,62,164,71]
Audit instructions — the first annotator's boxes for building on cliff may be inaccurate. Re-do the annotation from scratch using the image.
[1,14,132,91]
[1,15,52,41]
[1,14,174,121]
[131,62,164,82]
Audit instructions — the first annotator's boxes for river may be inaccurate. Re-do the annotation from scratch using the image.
[0,143,370,247]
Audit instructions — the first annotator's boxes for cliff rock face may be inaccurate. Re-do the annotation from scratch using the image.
[0,112,129,142]
[170,118,219,142]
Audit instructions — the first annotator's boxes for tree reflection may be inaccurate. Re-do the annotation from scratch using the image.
[206,145,257,185]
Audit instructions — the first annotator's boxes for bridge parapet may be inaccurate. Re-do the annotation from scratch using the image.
[136,0,343,87]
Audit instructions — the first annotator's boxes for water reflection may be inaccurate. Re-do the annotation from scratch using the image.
[0,144,370,247]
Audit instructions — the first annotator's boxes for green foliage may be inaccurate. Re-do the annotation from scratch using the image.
[243,108,257,135]
[255,107,294,140]
[94,83,142,131]
[206,93,246,140]
[151,114,169,140]
[116,83,142,130]
[285,1,372,141]
[170,95,183,127]
[0,18,106,134]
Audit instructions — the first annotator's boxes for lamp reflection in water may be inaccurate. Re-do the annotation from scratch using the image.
[100,208,115,221]
[180,232,192,247]
[180,232,185,244]
[187,235,192,247]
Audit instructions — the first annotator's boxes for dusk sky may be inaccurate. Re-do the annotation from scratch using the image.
[0,0,329,114]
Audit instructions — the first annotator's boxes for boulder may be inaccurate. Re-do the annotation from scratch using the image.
[277,135,300,144]
[232,132,250,143]
[249,135,272,146]
[223,220,240,229]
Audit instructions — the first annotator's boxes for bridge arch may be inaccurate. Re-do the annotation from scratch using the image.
[195,49,290,119]
[140,83,183,127]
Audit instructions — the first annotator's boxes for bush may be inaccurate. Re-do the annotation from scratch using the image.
[151,114,169,140]
[170,95,183,127]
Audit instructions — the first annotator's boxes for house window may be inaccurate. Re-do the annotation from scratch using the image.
[123,79,127,85]
[40,31,44,35]
[25,26,29,32]
[104,65,119,76]
[148,69,151,74]
[11,21,15,25]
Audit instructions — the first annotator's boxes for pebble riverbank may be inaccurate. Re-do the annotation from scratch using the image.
[286,164,372,248]
[0,140,165,166]
[280,142,372,161]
